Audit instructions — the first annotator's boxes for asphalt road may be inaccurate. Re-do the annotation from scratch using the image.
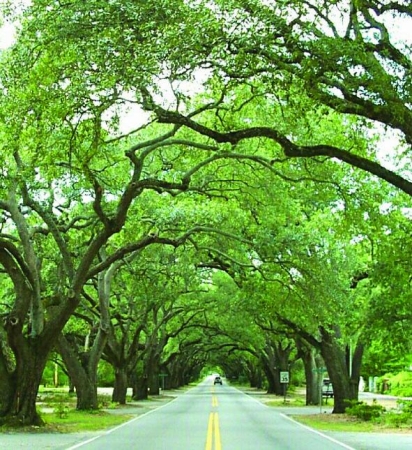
[0,380,411,449]
[66,380,361,450]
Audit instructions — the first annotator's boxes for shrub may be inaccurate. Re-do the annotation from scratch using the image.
[383,371,412,397]
[345,400,385,421]
[383,412,412,428]
[397,400,412,413]
[97,394,112,409]
[54,402,69,419]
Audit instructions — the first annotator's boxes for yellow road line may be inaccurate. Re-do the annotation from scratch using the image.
[212,395,219,407]
[205,413,214,450]
[214,412,222,450]
[205,412,222,450]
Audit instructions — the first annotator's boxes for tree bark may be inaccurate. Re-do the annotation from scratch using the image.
[148,356,161,396]
[296,338,320,405]
[56,334,100,410]
[68,379,75,394]
[319,327,356,413]
[132,375,148,400]
[277,317,363,413]
[112,368,128,404]
[103,326,146,404]
[247,364,263,389]
[348,341,364,399]
[261,337,293,395]
[0,336,48,426]
[261,358,280,394]
[0,338,15,417]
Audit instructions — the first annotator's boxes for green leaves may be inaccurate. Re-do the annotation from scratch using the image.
[0,0,410,400]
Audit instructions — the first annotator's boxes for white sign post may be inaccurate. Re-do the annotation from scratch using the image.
[280,371,289,403]
[280,371,289,383]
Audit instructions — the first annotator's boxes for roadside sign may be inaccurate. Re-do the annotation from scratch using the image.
[280,371,289,383]
[159,373,168,390]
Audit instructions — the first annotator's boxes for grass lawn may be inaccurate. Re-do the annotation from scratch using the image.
[0,410,133,434]
[240,385,412,434]
[292,414,378,432]
[292,413,412,433]
[43,410,133,432]
[0,387,178,433]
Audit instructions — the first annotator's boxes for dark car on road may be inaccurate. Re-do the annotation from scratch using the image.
[214,376,223,385]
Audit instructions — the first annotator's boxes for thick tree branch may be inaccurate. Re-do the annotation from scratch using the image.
[146,107,412,196]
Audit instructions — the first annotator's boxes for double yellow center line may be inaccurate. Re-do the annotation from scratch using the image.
[205,392,222,450]
[212,395,219,408]
[205,412,221,450]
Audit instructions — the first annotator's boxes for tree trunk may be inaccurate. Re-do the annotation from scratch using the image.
[261,359,280,394]
[112,368,128,404]
[249,366,263,389]
[347,341,364,399]
[132,376,148,400]
[11,367,44,425]
[0,251,50,425]
[166,359,179,389]
[56,335,99,410]
[148,360,160,395]
[297,339,320,405]
[243,359,262,389]
[0,351,14,417]
[261,337,294,395]
[274,342,292,396]
[0,338,48,426]
[145,351,161,396]
[76,377,98,410]
[319,327,356,413]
